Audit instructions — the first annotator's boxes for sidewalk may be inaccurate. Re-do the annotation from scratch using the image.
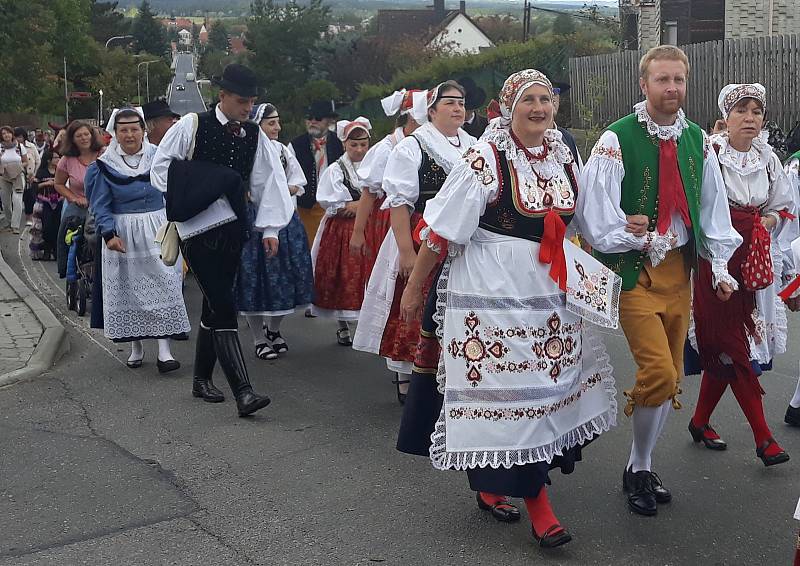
[0,248,67,387]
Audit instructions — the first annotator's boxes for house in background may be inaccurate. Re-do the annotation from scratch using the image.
[198,24,208,47]
[376,0,494,55]
[620,0,800,50]
[177,28,192,46]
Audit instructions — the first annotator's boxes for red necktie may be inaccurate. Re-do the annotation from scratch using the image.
[313,137,327,171]
[656,139,692,235]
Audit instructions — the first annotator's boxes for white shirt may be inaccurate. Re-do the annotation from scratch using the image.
[358,128,405,197]
[151,105,294,240]
[381,123,476,210]
[577,103,742,286]
[316,155,362,216]
[21,140,40,177]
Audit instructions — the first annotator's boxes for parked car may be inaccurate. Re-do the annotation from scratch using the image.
[175,84,185,91]
[185,72,195,82]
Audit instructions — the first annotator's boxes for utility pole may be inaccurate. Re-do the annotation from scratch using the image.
[522,0,532,42]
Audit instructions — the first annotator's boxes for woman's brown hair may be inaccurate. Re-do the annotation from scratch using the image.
[60,120,104,157]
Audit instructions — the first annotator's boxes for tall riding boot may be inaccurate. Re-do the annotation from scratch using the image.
[212,329,271,417]
[192,326,225,403]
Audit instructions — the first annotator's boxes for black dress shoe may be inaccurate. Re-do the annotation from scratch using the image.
[756,438,790,467]
[157,359,180,374]
[476,492,521,523]
[192,379,225,403]
[688,420,727,450]
[785,405,800,427]
[235,390,271,417]
[623,467,670,504]
[191,326,224,403]
[532,524,572,548]
[212,330,271,417]
[623,469,657,516]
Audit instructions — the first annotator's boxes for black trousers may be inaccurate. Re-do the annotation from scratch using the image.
[180,221,243,330]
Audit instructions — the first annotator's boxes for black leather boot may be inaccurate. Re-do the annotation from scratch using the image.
[212,329,271,417]
[192,326,225,403]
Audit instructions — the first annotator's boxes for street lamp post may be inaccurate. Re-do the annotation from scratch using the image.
[136,59,159,104]
[98,89,104,126]
[105,35,133,49]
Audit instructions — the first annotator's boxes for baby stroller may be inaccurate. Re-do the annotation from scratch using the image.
[64,215,96,316]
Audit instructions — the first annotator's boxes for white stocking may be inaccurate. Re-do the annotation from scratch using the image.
[656,401,672,438]
[128,340,144,363]
[395,371,411,395]
[245,314,268,345]
[266,315,284,333]
[157,339,173,362]
[627,404,662,473]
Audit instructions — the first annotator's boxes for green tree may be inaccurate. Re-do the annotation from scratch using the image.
[552,13,576,36]
[208,20,229,51]
[131,0,168,55]
[246,0,331,116]
[89,0,129,44]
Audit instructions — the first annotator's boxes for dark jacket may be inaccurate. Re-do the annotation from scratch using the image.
[290,131,343,209]
[558,126,582,165]
[165,159,248,227]
[463,112,489,139]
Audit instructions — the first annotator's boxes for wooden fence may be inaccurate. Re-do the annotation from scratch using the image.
[569,35,800,133]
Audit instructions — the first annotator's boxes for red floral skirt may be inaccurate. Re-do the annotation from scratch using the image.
[314,216,369,312]
[364,196,392,278]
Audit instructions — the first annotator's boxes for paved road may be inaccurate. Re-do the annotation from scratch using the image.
[169,53,206,116]
[1,226,800,565]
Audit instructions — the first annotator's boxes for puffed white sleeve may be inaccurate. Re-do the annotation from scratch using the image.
[283,143,307,197]
[358,141,390,197]
[768,154,800,279]
[698,139,743,289]
[576,131,647,253]
[316,162,352,216]
[150,114,195,192]
[252,131,294,240]
[423,143,500,246]
[381,138,422,210]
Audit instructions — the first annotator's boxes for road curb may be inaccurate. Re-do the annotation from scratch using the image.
[0,249,69,388]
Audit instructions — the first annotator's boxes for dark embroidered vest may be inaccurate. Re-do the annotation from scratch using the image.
[411,136,449,213]
[478,150,577,242]
[192,109,259,183]
[337,160,361,201]
[291,132,344,209]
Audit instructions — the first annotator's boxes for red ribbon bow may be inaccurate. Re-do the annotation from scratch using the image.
[225,121,242,137]
[779,276,800,302]
[539,209,568,291]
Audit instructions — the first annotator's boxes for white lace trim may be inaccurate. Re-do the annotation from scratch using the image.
[412,123,473,175]
[710,132,771,177]
[429,322,617,470]
[418,226,442,254]
[481,127,573,182]
[633,101,688,141]
[711,258,740,290]
[382,195,415,209]
[325,201,346,216]
[647,231,675,267]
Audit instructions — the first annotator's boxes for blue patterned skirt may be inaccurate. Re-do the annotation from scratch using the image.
[235,204,314,315]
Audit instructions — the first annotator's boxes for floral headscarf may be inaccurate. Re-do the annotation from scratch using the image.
[717,83,767,119]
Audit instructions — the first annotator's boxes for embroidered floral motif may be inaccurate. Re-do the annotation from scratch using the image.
[447,311,509,386]
[567,260,610,315]
[591,143,623,163]
[464,147,496,187]
[447,373,603,421]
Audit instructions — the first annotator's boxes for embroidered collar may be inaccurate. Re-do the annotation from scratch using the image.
[483,126,572,182]
[633,101,688,141]
[710,132,772,177]
[412,123,473,174]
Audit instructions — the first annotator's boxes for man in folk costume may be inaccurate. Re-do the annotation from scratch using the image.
[151,63,294,417]
[578,45,742,516]
[290,100,344,245]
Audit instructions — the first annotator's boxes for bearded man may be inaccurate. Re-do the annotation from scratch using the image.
[289,100,343,244]
[576,45,741,517]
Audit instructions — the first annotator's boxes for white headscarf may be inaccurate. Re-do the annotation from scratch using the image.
[336,117,372,142]
[99,107,156,177]
[380,89,418,117]
[410,83,464,125]
[717,83,767,119]
[249,102,278,125]
[105,106,144,139]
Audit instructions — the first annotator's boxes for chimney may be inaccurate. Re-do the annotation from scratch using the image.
[433,0,445,18]
[460,1,466,14]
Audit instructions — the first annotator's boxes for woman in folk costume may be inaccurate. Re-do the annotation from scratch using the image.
[782,150,800,427]
[353,81,477,403]
[398,69,618,548]
[687,83,798,466]
[85,107,190,372]
[235,103,314,360]
[349,89,420,276]
[311,117,373,345]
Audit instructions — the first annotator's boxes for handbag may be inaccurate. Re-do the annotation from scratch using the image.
[741,210,773,291]
[155,221,180,266]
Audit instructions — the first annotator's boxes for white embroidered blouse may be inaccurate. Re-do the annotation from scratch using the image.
[358,127,405,197]
[316,154,363,216]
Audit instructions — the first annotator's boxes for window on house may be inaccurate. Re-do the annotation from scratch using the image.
[664,21,678,45]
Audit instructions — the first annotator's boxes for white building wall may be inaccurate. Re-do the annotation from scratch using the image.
[429,14,494,55]
[726,0,800,38]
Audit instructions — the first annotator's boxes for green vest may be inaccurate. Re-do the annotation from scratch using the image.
[593,113,705,290]
[786,150,800,164]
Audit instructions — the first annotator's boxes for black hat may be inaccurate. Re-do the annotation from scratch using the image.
[551,81,571,95]
[142,99,180,121]
[212,63,260,98]
[458,76,486,111]
[307,100,338,120]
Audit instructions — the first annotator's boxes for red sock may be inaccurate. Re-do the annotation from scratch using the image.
[729,376,782,455]
[523,487,563,538]
[692,371,728,439]
[479,492,507,506]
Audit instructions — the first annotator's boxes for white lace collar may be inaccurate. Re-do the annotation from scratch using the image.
[412,123,474,174]
[633,101,689,141]
[98,138,156,178]
[482,126,573,181]
[710,132,772,177]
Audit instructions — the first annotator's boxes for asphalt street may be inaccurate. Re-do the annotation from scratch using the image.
[169,53,206,116]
